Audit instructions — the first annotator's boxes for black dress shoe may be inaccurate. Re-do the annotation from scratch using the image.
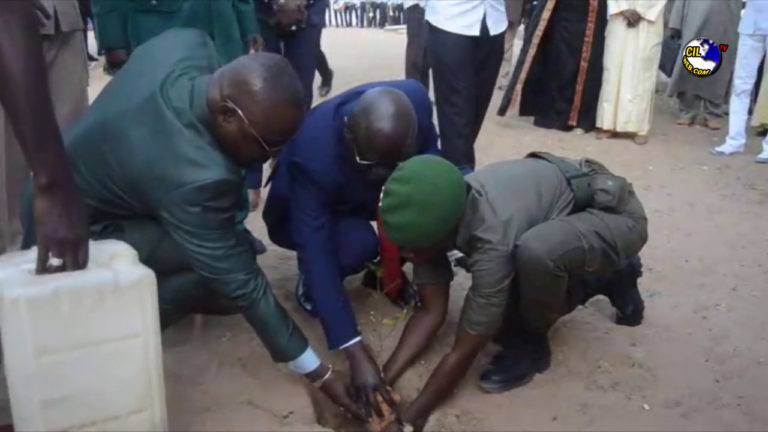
[606,255,645,327]
[295,275,318,317]
[318,69,334,98]
[479,335,551,394]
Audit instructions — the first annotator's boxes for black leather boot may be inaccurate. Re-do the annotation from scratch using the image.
[606,255,645,327]
[479,334,551,394]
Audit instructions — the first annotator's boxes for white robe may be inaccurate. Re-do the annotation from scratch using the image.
[596,0,666,135]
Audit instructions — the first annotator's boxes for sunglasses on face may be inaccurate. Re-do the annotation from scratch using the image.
[225,99,286,156]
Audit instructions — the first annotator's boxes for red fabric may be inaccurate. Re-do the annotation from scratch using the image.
[377,213,403,300]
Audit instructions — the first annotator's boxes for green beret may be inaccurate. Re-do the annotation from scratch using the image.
[380,155,466,249]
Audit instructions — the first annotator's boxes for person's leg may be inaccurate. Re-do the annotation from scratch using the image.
[676,91,700,125]
[404,5,429,89]
[0,108,28,254]
[482,192,647,393]
[756,38,768,161]
[316,47,334,97]
[427,23,476,171]
[471,19,505,151]
[283,25,323,108]
[713,33,765,155]
[335,217,380,277]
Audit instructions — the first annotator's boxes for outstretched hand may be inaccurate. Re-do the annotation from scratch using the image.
[346,343,397,421]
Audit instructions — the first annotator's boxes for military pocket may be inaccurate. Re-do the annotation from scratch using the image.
[591,174,629,213]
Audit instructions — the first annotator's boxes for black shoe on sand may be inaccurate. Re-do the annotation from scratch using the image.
[318,69,334,98]
[479,334,551,394]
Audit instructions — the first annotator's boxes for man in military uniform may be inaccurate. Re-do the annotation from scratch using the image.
[22,28,362,418]
[93,0,262,72]
[377,154,648,430]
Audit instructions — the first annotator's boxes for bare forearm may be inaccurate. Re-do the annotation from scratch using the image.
[401,350,475,426]
[383,309,444,385]
[0,1,72,188]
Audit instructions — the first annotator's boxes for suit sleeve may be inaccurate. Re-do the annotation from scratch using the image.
[290,163,361,350]
[234,0,261,40]
[246,164,263,189]
[92,0,130,50]
[160,178,309,362]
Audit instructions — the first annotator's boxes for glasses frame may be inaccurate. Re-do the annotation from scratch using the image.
[225,99,286,155]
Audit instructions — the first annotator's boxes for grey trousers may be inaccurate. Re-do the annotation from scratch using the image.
[678,92,725,120]
[404,4,429,90]
[0,29,87,254]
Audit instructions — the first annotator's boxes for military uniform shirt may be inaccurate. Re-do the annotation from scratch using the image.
[413,158,575,335]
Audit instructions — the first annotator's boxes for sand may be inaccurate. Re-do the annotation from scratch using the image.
[3,26,768,431]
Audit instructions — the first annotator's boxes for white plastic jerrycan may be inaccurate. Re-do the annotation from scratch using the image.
[0,240,167,431]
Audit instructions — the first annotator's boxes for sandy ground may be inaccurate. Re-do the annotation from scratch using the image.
[4,27,768,431]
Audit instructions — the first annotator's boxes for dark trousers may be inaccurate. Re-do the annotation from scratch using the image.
[358,3,368,27]
[344,6,356,26]
[263,25,324,108]
[376,2,387,27]
[428,20,505,170]
[404,5,429,90]
[317,48,332,83]
[262,199,380,286]
[334,9,344,26]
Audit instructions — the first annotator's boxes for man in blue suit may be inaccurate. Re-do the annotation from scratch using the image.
[262,79,441,412]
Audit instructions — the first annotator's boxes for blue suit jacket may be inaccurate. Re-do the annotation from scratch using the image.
[264,79,440,349]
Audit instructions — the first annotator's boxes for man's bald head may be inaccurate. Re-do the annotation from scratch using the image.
[208,53,306,166]
[346,87,418,166]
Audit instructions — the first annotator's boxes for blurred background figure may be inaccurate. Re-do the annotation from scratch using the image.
[711,0,768,162]
[404,0,429,90]
[426,0,507,172]
[497,0,524,91]
[665,0,740,130]
[596,0,667,145]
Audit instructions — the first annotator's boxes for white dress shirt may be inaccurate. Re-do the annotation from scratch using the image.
[424,0,508,37]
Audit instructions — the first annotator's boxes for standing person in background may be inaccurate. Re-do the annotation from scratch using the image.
[316,48,334,97]
[358,0,368,27]
[596,0,667,145]
[333,0,345,27]
[497,0,525,91]
[93,0,262,73]
[499,0,608,133]
[426,0,507,172]
[711,1,768,162]
[77,0,98,62]
[0,0,88,259]
[404,0,429,90]
[752,56,768,137]
[256,0,329,109]
[665,0,740,130]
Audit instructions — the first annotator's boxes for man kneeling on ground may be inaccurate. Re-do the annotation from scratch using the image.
[22,28,363,419]
[378,154,649,430]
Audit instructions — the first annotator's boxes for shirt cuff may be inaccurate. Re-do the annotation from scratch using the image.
[337,336,363,350]
[285,346,321,374]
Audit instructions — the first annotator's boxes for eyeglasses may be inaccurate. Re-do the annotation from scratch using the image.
[225,99,286,156]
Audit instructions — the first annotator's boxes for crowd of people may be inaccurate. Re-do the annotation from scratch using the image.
[0,0,767,431]
[328,0,405,28]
